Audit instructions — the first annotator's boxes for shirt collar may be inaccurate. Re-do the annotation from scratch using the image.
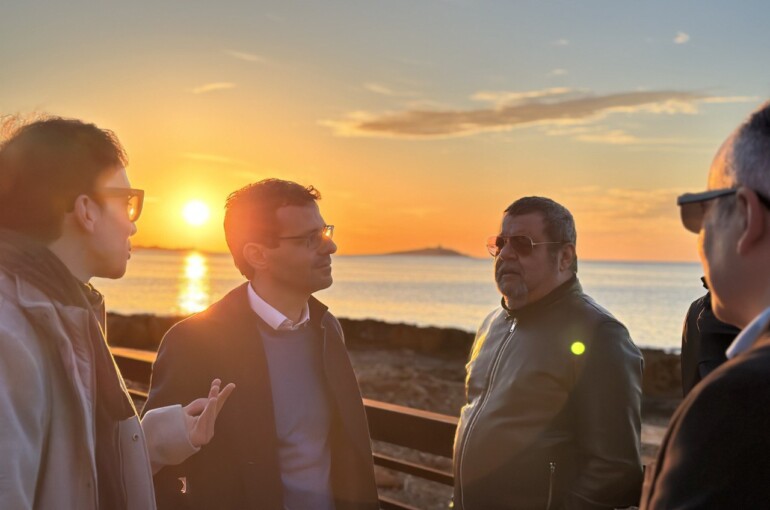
[726,306,770,359]
[247,283,310,331]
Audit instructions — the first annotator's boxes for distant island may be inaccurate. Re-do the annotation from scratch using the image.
[384,246,470,257]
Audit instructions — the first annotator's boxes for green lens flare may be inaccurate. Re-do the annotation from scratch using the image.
[571,341,586,355]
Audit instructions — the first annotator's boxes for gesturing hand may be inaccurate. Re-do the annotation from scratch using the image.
[183,378,236,447]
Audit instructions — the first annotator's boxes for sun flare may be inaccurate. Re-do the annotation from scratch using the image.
[182,200,211,227]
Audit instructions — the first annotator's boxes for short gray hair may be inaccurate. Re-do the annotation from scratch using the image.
[731,102,770,198]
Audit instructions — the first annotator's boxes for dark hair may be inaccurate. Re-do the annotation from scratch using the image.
[224,178,321,279]
[0,116,128,241]
[504,196,578,272]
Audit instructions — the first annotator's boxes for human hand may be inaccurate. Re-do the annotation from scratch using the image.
[182,378,236,447]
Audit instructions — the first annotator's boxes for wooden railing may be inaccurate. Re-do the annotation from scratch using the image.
[112,347,456,510]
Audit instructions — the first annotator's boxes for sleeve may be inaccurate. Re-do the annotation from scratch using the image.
[141,404,199,473]
[564,321,644,510]
[643,362,770,509]
[0,325,51,510]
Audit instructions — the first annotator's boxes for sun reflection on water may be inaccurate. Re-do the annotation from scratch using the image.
[178,252,210,314]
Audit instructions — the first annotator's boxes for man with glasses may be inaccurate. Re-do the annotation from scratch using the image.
[144,179,379,509]
[453,196,643,510]
[641,103,770,508]
[0,117,233,510]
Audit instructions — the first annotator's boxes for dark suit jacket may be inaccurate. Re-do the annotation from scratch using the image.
[641,333,770,509]
[142,283,379,510]
[680,288,740,396]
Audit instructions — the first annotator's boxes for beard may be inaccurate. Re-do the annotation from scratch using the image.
[495,259,528,307]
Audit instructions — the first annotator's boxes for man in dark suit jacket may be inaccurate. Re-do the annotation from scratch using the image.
[641,102,770,508]
[143,179,379,510]
[680,279,739,396]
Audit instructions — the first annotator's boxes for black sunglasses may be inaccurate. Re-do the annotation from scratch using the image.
[486,235,565,257]
[100,187,145,222]
[677,187,770,233]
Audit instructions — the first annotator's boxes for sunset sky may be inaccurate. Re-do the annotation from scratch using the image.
[2,1,768,260]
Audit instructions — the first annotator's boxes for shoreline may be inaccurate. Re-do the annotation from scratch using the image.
[107,312,684,399]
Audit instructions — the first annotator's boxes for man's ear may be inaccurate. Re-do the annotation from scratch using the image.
[242,242,269,273]
[71,194,101,233]
[736,189,766,256]
[558,243,576,272]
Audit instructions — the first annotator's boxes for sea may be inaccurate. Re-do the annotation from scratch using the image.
[93,249,706,351]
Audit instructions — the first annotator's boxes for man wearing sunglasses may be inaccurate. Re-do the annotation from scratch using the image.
[0,117,234,510]
[454,197,643,510]
[641,104,770,508]
[144,179,378,510]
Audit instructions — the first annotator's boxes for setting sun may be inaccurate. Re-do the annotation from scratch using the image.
[182,200,211,227]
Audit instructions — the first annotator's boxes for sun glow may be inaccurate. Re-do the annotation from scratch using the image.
[182,200,211,227]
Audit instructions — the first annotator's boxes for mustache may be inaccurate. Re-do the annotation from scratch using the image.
[495,262,521,278]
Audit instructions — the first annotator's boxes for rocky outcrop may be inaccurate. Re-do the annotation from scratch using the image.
[106,313,683,398]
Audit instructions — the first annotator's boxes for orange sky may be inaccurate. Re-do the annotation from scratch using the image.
[3,1,766,261]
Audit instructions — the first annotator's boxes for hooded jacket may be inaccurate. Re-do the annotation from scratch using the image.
[0,231,197,510]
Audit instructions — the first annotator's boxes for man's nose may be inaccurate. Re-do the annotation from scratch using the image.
[130,221,138,236]
[498,239,518,259]
[321,237,337,255]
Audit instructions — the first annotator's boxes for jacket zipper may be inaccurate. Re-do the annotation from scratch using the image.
[546,461,556,510]
[457,318,517,509]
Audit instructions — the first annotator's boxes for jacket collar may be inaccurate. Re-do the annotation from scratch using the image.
[726,306,770,359]
[210,282,330,330]
[501,275,581,320]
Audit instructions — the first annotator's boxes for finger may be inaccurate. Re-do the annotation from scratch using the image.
[208,378,222,399]
[215,383,236,414]
[191,396,218,446]
[183,397,208,417]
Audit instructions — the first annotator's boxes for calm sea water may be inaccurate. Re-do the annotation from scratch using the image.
[93,249,705,351]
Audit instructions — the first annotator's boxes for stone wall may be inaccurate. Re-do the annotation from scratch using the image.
[107,312,682,398]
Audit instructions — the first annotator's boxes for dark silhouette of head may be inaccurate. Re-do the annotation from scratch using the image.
[0,116,127,242]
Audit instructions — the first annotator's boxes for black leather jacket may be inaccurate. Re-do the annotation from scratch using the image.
[453,277,643,510]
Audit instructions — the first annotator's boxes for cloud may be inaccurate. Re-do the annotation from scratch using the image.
[548,69,568,77]
[701,96,759,104]
[191,82,236,94]
[323,88,707,139]
[470,87,572,107]
[552,39,570,46]
[224,50,266,63]
[364,82,416,97]
[674,32,690,44]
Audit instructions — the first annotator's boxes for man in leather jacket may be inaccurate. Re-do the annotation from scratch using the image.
[453,196,644,510]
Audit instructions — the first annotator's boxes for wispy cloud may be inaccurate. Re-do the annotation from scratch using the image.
[548,69,568,77]
[470,87,572,107]
[323,88,711,139]
[552,39,570,46]
[181,152,247,166]
[191,82,236,94]
[674,32,690,44]
[364,82,416,97]
[224,50,266,63]
[701,95,759,104]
